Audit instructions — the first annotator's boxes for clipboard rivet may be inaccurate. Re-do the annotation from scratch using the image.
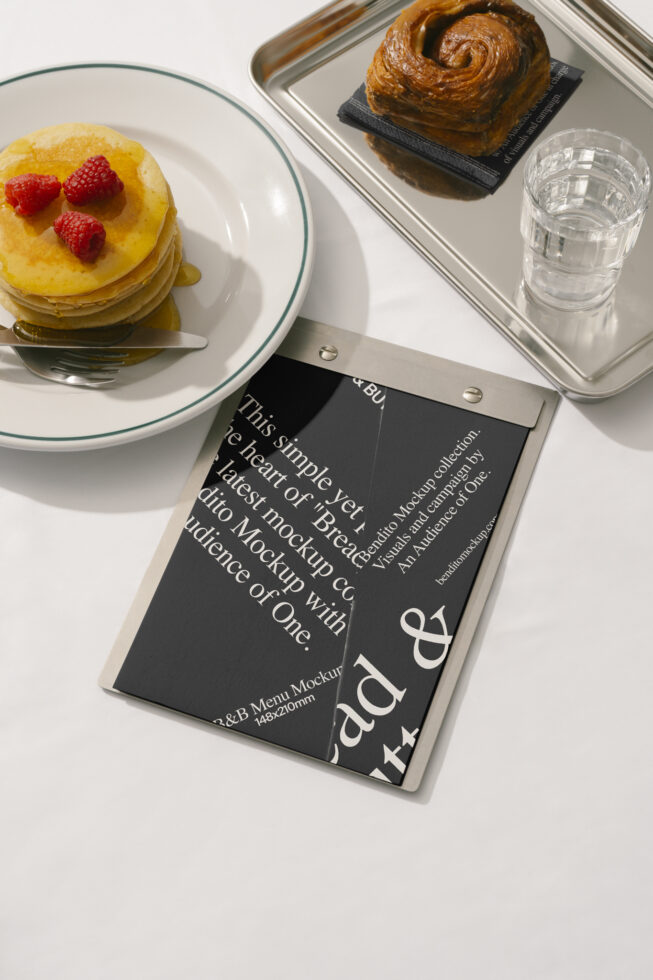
[463,386,483,403]
[319,344,338,361]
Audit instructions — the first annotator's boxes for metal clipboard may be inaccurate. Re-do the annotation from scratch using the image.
[100,319,558,791]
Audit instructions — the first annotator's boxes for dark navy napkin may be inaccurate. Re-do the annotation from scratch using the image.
[338,59,583,193]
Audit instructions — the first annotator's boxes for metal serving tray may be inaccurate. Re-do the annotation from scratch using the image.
[250,0,653,399]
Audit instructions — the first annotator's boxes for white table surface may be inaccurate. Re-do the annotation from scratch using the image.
[2,2,652,978]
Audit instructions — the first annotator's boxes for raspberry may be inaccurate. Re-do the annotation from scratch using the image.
[4,173,61,216]
[63,155,124,204]
[54,211,106,262]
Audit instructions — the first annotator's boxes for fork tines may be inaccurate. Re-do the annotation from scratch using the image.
[51,349,127,383]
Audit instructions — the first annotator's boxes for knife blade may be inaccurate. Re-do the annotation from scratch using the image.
[0,323,208,349]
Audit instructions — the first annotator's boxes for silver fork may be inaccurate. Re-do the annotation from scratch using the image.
[14,346,127,387]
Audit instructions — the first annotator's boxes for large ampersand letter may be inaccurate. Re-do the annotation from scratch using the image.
[400,605,453,670]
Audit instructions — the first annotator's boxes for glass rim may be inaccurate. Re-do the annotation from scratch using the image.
[523,128,652,235]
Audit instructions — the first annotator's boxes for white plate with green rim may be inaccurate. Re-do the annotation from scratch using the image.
[0,63,313,451]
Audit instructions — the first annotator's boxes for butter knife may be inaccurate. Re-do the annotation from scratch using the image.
[0,323,208,349]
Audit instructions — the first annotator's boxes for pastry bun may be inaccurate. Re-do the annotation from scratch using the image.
[366,0,550,156]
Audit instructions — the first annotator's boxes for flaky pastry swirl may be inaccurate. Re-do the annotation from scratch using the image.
[366,0,550,156]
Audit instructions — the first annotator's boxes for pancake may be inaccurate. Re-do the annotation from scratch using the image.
[6,187,179,313]
[0,122,197,340]
[0,123,170,298]
[0,229,183,329]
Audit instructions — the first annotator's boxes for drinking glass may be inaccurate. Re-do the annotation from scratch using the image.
[520,129,651,310]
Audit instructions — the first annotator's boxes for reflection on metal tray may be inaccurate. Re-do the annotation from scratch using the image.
[250,0,653,399]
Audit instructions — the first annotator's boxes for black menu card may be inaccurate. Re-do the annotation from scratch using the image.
[101,320,558,790]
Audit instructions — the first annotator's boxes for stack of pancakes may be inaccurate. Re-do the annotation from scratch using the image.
[0,123,181,330]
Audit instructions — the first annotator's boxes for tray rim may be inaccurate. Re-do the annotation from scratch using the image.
[250,0,653,401]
